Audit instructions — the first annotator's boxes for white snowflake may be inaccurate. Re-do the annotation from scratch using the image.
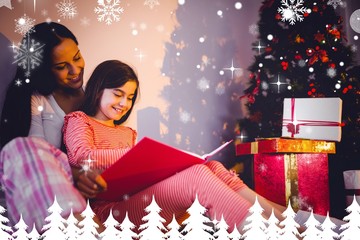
[351,44,358,53]
[248,23,259,36]
[277,0,307,25]
[327,68,337,78]
[0,0,12,9]
[12,36,45,77]
[56,0,77,19]
[80,17,90,26]
[94,0,124,25]
[197,77,210,92]
[258,163,268,173]
[14,79,22,86]
[144,0,160,9]
[14,14,35,36]
[41,9,48,16]
[327,0,344,9]
[180,111,191,124]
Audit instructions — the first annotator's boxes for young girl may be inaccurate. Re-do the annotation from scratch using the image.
[62,59,295,232]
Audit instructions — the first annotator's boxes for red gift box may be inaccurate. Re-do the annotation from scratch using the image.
[254,153,329,215]
[236,138,334,215]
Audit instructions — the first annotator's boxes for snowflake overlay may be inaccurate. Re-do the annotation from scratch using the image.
[180,111,191,124]
[144,0,160,9]
[14,14,35,36]
[94,0,124,25]
[327,0,344,9]
[197,77,210,92]
[277,0,307,25]
[56,0,78,19]
[12,35,45,77]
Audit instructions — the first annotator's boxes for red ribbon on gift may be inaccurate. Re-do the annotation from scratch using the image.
[283,98,342,137]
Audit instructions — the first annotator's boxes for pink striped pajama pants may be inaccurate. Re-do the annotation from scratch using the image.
[0,137,251,232]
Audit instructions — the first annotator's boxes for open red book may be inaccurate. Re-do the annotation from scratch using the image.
[97,137,233,201]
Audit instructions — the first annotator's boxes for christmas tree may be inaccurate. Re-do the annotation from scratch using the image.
[238,0,360,218]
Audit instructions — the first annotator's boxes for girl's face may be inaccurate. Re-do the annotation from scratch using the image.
[94,81,137,126]
[51,38,85,91]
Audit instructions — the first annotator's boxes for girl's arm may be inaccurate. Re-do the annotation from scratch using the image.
[63,112,132,170]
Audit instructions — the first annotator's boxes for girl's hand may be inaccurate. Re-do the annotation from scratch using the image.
[71,167,107,199]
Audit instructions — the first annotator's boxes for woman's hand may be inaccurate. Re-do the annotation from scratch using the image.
[71,167,107,199]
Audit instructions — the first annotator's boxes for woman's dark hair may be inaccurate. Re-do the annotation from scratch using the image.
[81,60,139,125]
[0,22,79,148]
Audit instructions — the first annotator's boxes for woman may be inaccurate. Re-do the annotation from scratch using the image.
[0,22,104,232]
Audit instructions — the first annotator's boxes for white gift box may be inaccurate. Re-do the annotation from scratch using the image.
[343,170,360,206]
[282,98,342,142]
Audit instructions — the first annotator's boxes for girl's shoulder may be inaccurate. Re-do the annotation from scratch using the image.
[64,110,88,121]
[63,111,91,127]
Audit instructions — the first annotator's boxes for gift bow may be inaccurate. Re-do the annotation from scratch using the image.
[283,98,342,137]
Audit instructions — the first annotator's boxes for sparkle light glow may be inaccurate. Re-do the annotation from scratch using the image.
[134,49,146,62]
[223,59,241,79]
[267,34,273,41]
[217,10,223,17]
[309,67,314,73]
[178,0,185,5]
[234,2,242,10]
[253,41,266,54]
[270,74,288,93]
[37,105,44,112]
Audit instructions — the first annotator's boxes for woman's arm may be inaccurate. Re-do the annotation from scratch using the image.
[28,94,46,139]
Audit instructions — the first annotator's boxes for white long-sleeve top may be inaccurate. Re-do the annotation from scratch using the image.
[29,92,65,149]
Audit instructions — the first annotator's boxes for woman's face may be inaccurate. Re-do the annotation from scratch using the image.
[51,38,85,91]
[94,81,137,126]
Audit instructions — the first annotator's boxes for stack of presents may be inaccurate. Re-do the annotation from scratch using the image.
[236,98,359,215]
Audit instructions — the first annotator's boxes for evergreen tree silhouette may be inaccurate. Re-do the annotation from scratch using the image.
[117,211,138,240]
[165,214,183,240]
[138,195,167,240]
[265,209,281,240]
[300,210,322,240]
[99,209,122,240]
[319,212,339,240]
[339,195,360,240]
[12,214,28,240]
[77,200,100,240]
[41,196,66,240]
[64,209,81,240]
[278,202,301,240]
[27,223,41,240]
[238,0,360,218]
[181,195,214,240]
[241,196,267,240]
[213,214,230,240]
[0,204,13,240]
[228,224,242,240]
